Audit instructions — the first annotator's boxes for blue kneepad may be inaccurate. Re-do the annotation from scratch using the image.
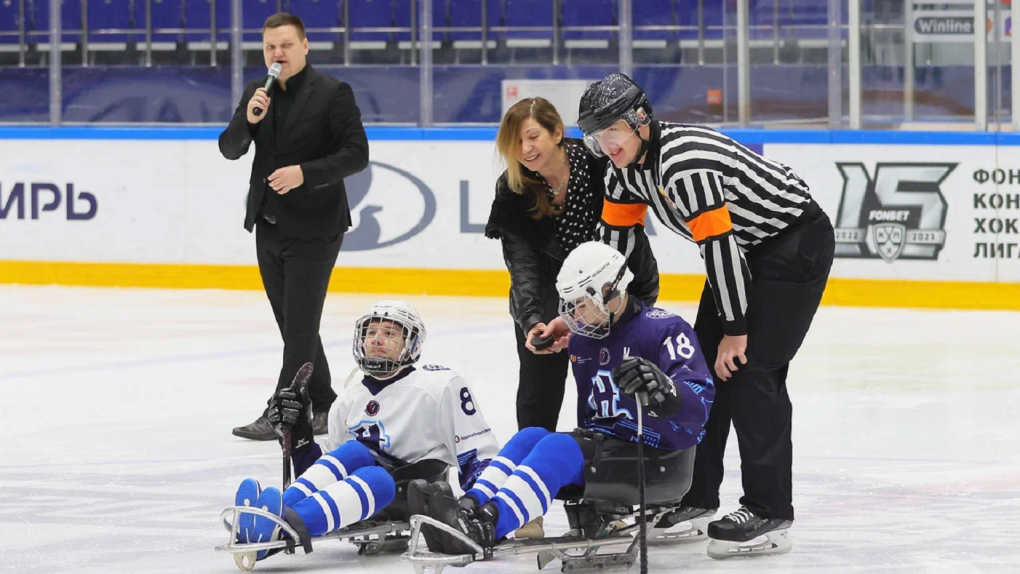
[323,441,376,474]
[522,434,585,491]
[349,466,397,520]
[500,427,552,463]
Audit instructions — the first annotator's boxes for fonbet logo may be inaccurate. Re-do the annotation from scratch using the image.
[834,163,955,263]
[343,161,436,251]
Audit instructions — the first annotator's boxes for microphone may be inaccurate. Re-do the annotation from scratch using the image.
[253,62,282,117]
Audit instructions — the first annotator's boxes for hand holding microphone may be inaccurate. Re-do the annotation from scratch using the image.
[246,63,282,124]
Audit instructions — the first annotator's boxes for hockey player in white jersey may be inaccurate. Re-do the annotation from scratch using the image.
[229,300,500,568]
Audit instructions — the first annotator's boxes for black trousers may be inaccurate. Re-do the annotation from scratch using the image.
[255,220,343,414]
[681,205,835,521]
[514,323,570,432]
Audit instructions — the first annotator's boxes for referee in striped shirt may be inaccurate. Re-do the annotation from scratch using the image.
[575,73,835,548]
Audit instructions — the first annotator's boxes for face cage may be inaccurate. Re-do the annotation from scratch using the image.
[558,293,613,340]
[581,109,647,158]
[352,317,420,379]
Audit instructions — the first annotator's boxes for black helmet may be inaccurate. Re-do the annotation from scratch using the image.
[578,73,652,135]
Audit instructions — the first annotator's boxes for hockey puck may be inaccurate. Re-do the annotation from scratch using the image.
[531,334,554,350]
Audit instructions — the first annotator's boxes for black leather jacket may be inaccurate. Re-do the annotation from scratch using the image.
[485,150,660,336]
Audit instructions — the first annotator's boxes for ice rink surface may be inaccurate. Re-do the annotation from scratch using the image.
[2,285,1019,574]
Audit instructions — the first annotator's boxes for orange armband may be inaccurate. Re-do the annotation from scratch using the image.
[688,206,733,242]
[601,201,648,227]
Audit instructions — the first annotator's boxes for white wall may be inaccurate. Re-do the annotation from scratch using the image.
[1,138,1017,283]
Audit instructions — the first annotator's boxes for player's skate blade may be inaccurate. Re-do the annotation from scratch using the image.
[706,507,792,559]
[649,507,716,544]
[707,527,792,559]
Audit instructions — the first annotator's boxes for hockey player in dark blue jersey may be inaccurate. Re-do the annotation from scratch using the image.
[410,241,715,557]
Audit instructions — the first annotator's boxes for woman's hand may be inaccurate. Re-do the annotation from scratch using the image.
[526,317,572,354]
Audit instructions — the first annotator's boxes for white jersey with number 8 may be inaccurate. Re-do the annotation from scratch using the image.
[324,364,500,488]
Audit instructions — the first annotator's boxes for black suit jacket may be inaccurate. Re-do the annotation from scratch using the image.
[219,65,369,238]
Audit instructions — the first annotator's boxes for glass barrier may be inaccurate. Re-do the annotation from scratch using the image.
[862,1,977,126]
[749,0,838,125]
[0,0,1002,130]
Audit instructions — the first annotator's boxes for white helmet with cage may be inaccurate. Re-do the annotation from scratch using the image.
[555,242,634,339]
[352,300,427,379]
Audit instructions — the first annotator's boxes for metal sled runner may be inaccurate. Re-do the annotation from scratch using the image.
[402,504,687,574]
[402,437,703,573]
[216,506,413,571]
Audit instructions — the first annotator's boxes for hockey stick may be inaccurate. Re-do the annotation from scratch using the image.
[282,362,315,490]
[635,391,648,574]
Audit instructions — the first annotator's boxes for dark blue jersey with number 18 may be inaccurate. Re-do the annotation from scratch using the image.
[568,301,715,451]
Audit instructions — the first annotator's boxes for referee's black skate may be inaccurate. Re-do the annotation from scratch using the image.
[706,506,792,559]
[649,506,716,544]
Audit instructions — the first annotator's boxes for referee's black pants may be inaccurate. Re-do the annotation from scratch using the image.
[681,204,834,521]
[514,323,570,432]
[256,220,343,415]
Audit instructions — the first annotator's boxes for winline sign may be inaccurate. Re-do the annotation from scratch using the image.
[911,9,1011,43]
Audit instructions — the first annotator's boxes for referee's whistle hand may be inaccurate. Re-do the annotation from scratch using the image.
[269,165,304,194]
[715,334,747,381]
[246,88,271,124]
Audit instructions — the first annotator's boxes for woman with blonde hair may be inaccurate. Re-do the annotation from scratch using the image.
[484,97,660,434]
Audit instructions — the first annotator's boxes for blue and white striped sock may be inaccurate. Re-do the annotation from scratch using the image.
[467,427,550,505]
[284,441,375,508]
[489,433,584,539]
[291,466,396,536]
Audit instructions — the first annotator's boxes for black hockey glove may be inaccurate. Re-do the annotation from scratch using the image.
[268,385,314,452]
[613,357,682,417]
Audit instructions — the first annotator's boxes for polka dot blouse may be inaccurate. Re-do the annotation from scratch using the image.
[546,140,599,253]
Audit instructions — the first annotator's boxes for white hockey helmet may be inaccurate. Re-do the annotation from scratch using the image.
[555,242,634,339]
[353,300,427,379]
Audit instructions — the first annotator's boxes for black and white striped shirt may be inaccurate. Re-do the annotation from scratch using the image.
[598,121,813,335]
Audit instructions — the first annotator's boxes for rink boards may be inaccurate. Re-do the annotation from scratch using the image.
[1,127,1019,310]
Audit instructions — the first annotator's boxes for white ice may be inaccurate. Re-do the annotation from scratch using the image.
[1,285,1019,574]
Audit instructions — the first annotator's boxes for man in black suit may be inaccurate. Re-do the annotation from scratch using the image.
[219,13,369,440]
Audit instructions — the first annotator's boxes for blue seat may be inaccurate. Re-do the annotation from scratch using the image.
[748,0,773,25]
[633,0,675,42]
[776,0,828,43]
[504,0,551,46]
[683,0,721,42]
[747,0,776,41]
[138,0,182,48]
[28,0,83,45]
[448,0,500,47]
[243,0,279,42]
[392,0,443,45]
[348,0,392,47]
[560,0,612,47]
[289,0,341,46]
[87,0,132,46]
[0,0,21,48]
[183,0,229,47]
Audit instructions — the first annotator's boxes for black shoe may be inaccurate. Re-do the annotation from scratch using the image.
[311,411,329,436]
[232,416,277,441]
[421,482,496,555]
[706,506,793,543]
